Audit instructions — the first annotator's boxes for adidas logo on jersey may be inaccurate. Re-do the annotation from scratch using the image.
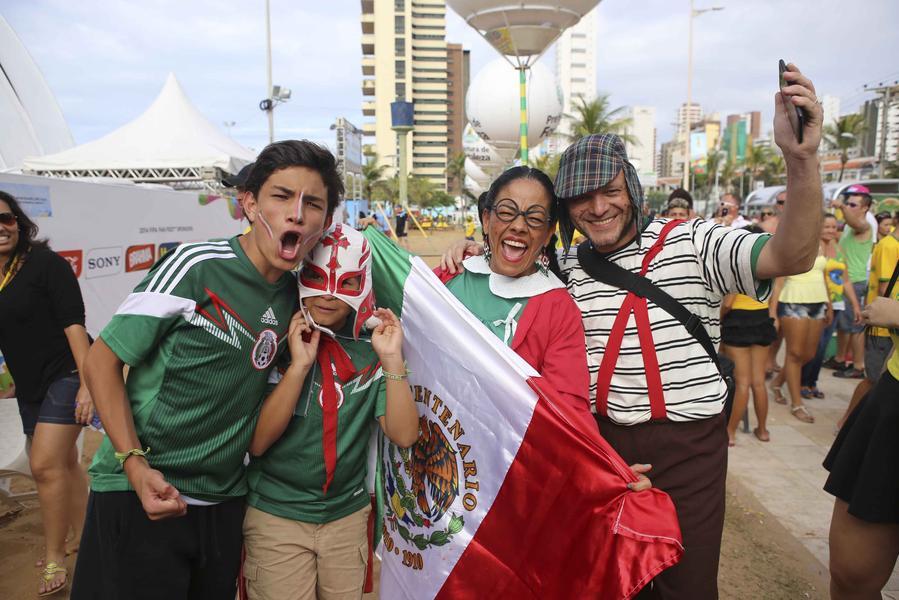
[260,307,279,326]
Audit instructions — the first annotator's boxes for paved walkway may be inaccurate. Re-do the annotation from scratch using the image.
[727,368,899,598]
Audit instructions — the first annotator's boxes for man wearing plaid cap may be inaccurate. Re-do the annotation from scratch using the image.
[553,66,823,599]
[443,64,824,599]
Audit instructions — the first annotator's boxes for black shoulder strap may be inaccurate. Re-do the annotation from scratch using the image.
[576,242,722,370]
[886,259,899,299]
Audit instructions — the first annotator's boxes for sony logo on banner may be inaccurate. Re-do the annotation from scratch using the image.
[86,247,123,279]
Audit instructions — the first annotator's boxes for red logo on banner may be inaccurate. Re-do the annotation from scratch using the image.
[125,244,155,272]
[57,250,83,278]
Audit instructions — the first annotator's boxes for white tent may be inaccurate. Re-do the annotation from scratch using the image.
[23,73,254,185]
[0,15,75,170]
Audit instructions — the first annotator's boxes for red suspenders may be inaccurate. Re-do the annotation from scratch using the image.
[594,220,682,421]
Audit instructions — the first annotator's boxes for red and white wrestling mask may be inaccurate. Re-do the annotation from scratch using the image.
[298,224,375,338]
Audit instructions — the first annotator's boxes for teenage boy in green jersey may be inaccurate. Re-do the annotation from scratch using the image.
[71,140,342,600]
[243,224,418,600]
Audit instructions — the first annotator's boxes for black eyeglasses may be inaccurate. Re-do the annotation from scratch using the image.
[489,199,551,229]
[776,200,785,205]
[0,212,17,226]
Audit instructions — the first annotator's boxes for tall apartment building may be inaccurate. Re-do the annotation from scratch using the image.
[725,111,761,140]
[676,102,702,141]
[821,94,841,128]
[361,0,448,190]
[659,139,682,178]
[623,106,656,177]
[873,87,899,164]
[546,6,597,154]
[446,42,470,194]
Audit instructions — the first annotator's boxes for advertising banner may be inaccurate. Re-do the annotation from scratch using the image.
[0,173,244,336]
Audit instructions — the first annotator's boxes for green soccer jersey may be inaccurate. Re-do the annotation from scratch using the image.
[89,237,296,502]
[247,323,386,524]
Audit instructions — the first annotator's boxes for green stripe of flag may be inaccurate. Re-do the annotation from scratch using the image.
[361,226,414,318]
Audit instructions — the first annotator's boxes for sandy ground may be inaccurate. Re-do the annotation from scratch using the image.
[0,227,833,598]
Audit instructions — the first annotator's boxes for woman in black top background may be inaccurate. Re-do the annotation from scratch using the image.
[0,190,92,595]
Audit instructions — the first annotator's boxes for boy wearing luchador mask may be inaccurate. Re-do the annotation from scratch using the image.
[244,224,419,600]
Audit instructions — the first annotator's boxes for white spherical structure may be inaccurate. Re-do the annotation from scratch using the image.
[462,124,507,177]
[466,59,563,156]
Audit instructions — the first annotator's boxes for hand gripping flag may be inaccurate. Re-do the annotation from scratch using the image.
[362,228,683,599]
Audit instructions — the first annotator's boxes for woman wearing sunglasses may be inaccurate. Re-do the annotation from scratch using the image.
[0,191,92,595]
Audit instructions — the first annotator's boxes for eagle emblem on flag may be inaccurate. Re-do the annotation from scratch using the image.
[383,416,464,551]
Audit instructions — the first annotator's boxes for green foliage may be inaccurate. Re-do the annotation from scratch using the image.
[645,190,669,211]
[362,154,390,202]
[886,160,899,179]
[823,114,868,182]
[529,153,561,180]
[564,94,636,145]
[446,152,467,194]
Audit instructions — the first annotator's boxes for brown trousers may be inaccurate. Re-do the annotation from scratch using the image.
[242,505,371,600]
[597,412,728,600]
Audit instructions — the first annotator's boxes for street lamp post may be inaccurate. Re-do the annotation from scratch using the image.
[683,0,724,191]
[259,0,292,143]
[391,101,415,212]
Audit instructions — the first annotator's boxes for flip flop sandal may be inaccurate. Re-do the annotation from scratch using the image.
[811,388,825,399]
[36,544,78,569]
[800,388,813,399]
[39,562,67,597]
[770,384,787,405]
[791,404,815,424]
[753,427,770,442]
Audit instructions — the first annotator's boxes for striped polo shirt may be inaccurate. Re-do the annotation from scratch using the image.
[562,218,770,425]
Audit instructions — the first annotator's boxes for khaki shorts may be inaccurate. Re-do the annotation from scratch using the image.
[243,504,371,600]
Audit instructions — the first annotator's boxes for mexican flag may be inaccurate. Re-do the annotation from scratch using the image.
[362,228,683,599]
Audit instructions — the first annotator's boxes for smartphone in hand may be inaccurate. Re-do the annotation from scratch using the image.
[779,59,806,143]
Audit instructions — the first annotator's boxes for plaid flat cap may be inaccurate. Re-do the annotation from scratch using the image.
[554,133,644,249]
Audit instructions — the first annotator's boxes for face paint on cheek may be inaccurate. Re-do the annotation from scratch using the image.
[257,209,275,240]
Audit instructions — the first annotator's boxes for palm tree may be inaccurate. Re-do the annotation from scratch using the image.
[445,152,466,195]
[705,150,724,196]
[362,154,389,202]
[529,153,561,180]
[564,94,636,145]
[762,154,786,185]
[743,144,771,190]
[720,158,739,195]
[823,114,867,182]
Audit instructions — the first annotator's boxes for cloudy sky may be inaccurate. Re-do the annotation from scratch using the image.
[3,0,898,156]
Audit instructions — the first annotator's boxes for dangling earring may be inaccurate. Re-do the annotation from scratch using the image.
[537,249,549,276]
[483,236,492,262]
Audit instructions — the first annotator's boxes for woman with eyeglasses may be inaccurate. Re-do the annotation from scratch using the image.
[768,214,835,423]
[435,167,604,438]
[0,190,92,595]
